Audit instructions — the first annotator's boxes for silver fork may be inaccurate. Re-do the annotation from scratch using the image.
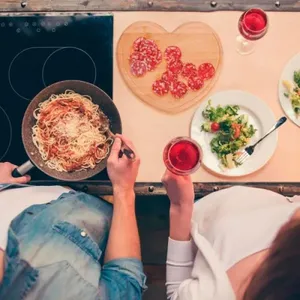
[235,116,287,165]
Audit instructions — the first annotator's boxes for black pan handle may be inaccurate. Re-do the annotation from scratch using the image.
[12,160,35,178]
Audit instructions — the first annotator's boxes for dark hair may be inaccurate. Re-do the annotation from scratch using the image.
[243,220,300,300]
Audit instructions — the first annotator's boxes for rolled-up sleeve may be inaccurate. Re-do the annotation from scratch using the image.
[99,258,147,300]
[166,238,196,299]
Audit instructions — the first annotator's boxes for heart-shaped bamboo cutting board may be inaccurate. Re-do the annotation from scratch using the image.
[116,21,223,114]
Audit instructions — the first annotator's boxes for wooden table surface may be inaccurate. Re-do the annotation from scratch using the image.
[113,11,300,183]
[1,1,300,12]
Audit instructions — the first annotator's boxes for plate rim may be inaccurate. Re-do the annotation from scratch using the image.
[278,51,300,127]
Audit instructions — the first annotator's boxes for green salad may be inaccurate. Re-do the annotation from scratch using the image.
[201,101,257,168]
[283,70,300,117]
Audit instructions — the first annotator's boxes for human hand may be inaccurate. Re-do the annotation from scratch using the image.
[162,169,194,209]
[107,134,140,193]
[0,162,31,184]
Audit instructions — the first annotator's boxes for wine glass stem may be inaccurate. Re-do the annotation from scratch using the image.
[236,35,255,55]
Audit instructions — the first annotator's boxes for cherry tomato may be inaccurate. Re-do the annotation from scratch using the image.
[211,122,220,132]
[232,123,241,139]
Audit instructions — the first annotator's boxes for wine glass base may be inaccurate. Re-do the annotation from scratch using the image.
[236,35,255,55]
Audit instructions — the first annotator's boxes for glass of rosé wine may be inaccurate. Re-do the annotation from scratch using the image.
[163,137,202,176]
[236,8,268,55]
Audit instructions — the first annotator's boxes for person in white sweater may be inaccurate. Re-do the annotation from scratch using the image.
[162,169,300,300]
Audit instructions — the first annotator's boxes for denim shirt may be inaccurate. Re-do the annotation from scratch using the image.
[0,184,147,300]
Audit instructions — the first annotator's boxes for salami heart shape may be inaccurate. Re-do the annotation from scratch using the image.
[117,21,223,114]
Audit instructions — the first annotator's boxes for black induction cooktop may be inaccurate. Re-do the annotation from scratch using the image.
[0,14,113,180]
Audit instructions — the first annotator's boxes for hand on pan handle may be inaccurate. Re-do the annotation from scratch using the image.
[162,169,194,209]
[107,134,140,194]
[12,161,35,178]
[0,162,31,184]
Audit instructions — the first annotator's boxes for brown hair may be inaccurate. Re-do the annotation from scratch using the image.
[243,219,300,300]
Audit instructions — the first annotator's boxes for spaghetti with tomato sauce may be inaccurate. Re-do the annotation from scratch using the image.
[32,90,113,172]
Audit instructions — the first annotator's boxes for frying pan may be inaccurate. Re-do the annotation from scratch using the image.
[12,80,122,181]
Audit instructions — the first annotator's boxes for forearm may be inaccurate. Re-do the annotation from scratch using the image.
[167,205,195,299]
[104,188,141,262]
[169,204,193,241]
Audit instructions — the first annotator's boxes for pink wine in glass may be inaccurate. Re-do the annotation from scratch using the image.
[236,8,268,55]
[239,8,268,40]
[163,137,202,176]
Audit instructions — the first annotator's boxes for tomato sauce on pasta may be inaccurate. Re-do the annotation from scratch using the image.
[32,90,112,172]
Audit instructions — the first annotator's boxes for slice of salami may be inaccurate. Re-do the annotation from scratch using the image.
[167,60,183,75]
[145,56,158,71]
[198,63,215,80]
[152,79,169,96]
[133,37,146,51]
[182,63,197,78]
[156,50,162,65]
[161,70,178,83]
[141,38,157,48]
[129,51,146,63]
[170,81,188,99]
[133,37,158,52]
[164,46,182,63]
[188,76,204,91]
[130,60,147,77]
[140,43,159,57]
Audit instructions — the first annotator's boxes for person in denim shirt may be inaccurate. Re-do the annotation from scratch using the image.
[0,134,146,300]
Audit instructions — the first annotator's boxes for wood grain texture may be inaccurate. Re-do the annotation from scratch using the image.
[137,196,169,263]
[117,21,222,114]
[31,180,300,196]
[1,1,300,12]
[143,267,166,300]
[143,282,166,300]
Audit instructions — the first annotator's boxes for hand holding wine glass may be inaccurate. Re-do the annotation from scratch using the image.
[162,169,195,208]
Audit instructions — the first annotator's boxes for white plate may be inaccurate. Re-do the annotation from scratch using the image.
[190,90,277,177]
[278,52,300,127]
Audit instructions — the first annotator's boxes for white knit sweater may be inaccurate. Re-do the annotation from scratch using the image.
[166,186,300,300]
